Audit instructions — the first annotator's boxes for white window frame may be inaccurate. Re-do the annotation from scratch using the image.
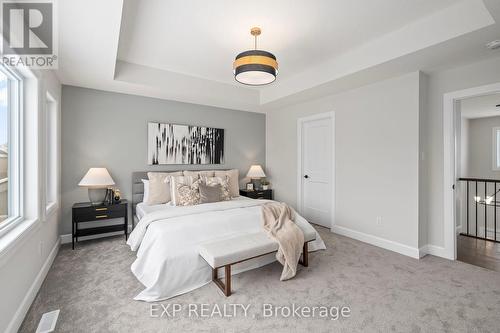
[493,126,500,171]
[0,65,24,235]
[44,92,57,216]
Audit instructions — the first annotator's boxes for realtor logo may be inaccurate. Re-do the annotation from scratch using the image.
[1,0,58,69]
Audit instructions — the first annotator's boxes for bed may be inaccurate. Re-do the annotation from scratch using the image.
[128,171,326,301]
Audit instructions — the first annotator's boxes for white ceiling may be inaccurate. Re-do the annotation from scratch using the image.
[117,0,457,85]
[461,93,500,119]
[57,0,500,112]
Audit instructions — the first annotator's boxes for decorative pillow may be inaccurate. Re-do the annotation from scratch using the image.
[183,170,215,178]
[175,178,201,206]
[214,169,239,198]
[203,176,231,201]
[146,171,182,204]
[147,171,183,182]
[170,175,199,206]
[141,179,150,203]
[199,183,222,203]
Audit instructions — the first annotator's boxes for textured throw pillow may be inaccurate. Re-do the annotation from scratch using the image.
[146,171,182,204]
[175,178,201,206]
[199,183,222,203]
[141,179,150,203]
[214,169,239,198]
[170,175,199,206]
[204,176,231,201]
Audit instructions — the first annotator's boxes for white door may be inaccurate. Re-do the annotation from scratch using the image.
[300,115,333,228]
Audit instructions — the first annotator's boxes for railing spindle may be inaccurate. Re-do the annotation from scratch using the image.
[476,181,478,237]
[485,181,487,239]
[495,182,497,242]
[466,181,469,235]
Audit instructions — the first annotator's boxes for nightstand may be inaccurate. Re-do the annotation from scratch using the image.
[239,189,273,200]
[72,200,128,249]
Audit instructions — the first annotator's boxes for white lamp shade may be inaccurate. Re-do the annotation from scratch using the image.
[78,168,115,187]
[246,165,266,178]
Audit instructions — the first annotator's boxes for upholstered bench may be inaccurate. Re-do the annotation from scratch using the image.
[199,228,316,296]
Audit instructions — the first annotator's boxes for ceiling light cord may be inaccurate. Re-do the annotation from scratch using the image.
[250,27,261,50]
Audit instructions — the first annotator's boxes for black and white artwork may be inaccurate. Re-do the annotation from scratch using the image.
[148,122,224,165]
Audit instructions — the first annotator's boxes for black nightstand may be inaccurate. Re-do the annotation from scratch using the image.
[239,189,273,200]
[72,200,128,249]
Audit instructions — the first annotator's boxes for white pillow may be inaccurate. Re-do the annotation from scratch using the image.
[141,179,150,203]
[183,170,215,178]
[146,171,182,204]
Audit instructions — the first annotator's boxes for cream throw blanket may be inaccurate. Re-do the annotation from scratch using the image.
[261,202,305,281]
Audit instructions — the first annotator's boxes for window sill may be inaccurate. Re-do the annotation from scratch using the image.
[0,218,39,265]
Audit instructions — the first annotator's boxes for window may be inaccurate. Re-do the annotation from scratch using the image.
[0,65,22,230]
[45,93,57,212]
[0,73,7,223]
[494,127,500,171]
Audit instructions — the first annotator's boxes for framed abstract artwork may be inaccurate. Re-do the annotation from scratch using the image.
[147,122,224,165]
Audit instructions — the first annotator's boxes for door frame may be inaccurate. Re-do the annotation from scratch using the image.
[297,111,335,231]
[443,82,500,260]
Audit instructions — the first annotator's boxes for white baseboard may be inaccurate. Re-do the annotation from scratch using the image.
[60,233,71,244]
[6,238,60,333]
[418,246,428,258]
[331,225,420,259]
[418,244,449,259]
[456,225,462,235]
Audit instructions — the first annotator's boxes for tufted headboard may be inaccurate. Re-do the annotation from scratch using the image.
[131,171,149,220]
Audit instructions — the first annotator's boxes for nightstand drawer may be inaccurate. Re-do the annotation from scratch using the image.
[73,208,126,222]
[74,204,124,214]
[239,189,273,200]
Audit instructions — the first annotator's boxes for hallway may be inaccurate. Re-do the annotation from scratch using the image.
[457,235,500,272]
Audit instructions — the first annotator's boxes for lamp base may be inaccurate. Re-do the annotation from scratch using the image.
[88,188,107,205]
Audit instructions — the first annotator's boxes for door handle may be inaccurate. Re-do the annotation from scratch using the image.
[304,175,309,179]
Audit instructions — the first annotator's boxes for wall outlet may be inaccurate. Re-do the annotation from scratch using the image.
[39,241,43,256]
[376,216,382,225]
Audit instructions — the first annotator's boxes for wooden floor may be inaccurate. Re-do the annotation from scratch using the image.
[457,235,500,272]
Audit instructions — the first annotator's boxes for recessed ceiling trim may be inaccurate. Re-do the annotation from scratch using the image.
[260,0,495,104]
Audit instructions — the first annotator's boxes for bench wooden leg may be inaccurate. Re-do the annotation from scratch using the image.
[299,242,309,267]
[212,265,232,296]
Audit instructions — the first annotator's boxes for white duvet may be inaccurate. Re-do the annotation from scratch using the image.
[127,197,326,301]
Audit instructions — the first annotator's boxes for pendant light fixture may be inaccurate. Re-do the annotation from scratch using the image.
[233,27,278,86]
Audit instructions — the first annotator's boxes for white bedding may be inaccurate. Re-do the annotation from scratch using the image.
[135,202,172,220]
[127,197,326,301]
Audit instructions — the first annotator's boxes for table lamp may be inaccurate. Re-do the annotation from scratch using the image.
[246,165,266,190]
[78,168,115,205]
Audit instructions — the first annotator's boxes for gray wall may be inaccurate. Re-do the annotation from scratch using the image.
[423,56,500,247]
[266,72,420,249]
[467,116,500,179]
[61,86,266,235]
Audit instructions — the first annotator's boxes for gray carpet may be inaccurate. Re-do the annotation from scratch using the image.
[19,227,500,332]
